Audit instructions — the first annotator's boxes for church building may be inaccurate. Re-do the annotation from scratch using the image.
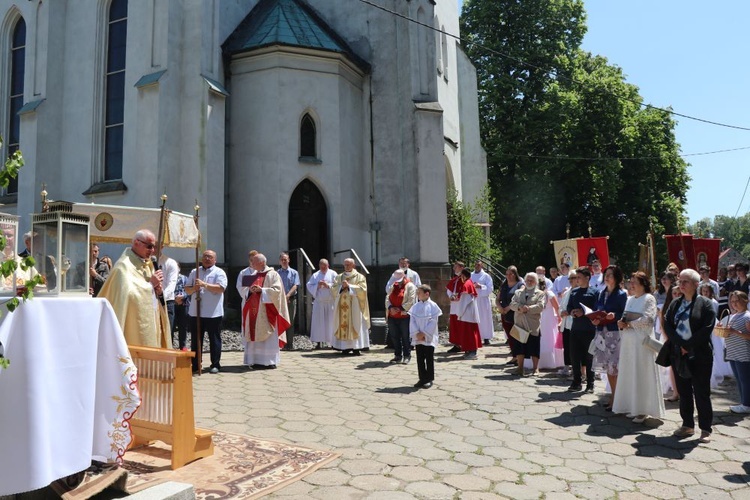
[0,0,486,275]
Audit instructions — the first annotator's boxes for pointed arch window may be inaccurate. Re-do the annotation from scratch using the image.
[300,113,317,159]
[5,18,26,195]
[104,0,128,181]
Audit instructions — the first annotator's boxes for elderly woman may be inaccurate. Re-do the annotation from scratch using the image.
[509,272,546,376]
[663,269,717,443]
[725,291,750,414]
[497,266,523,364]
[614,272,665,423]
[591,265,627,410]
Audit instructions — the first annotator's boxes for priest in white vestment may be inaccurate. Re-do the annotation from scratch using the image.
[471,260,495,344]
[332,258,370,354]
[306,258,338,347]
[242,253,291,368]
[237,250,258,365]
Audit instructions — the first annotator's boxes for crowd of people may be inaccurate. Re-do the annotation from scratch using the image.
[58,228,750,443]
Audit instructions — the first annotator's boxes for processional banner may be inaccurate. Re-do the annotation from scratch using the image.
[576,237,610,269]
[693,238,722,279]
[552,239,579,268]
[665,234,696,272]
[637,244,651,274]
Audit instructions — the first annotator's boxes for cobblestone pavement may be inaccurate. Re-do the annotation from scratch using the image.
[193,340,750,499]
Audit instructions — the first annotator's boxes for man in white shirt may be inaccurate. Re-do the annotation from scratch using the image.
[385,256,422,291]
[535,265,554,291]
[158,246,180,334]
[552,262,571,299]
[306,259,338,348]
[698,265,720,299]
[589,260,605,293]
[186,250,228,374]
[471,260,495,345]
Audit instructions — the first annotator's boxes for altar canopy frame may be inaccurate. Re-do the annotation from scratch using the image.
[71,203,200,248]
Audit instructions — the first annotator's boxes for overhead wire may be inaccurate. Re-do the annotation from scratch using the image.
[734,176,750,218]
[355,0,750,132]
[494,145,750,162]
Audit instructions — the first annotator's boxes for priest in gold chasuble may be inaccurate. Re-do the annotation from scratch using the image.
[332,258,370,354]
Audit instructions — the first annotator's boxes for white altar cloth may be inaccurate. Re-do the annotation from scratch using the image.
[0,297,140,495]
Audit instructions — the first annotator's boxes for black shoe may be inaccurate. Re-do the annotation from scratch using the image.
[402,357,411,364]
[414,381,425,388]
[585,385,595,394]
[353,350,362,356]
[567,384,582,392]
[447,345,461,353]
[422,382,433,389]
[390,357,402,364]
[483,339,491,346]
[506,358,517,365]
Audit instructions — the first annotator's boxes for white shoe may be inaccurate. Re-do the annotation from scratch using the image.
[730,404,750,414]
[632,415,647,424]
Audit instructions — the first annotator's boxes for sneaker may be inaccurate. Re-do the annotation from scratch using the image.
[390,357,402,364]
[447,345,461,353]
[699,431,711,443]
[567,384,582,392]
[402,357,411,365]
[673,426,695,438]
[632,415,647,424]
[209,366,219,374]
[585,385,595,394]
[730,404,750,414]
[463,351,478,360]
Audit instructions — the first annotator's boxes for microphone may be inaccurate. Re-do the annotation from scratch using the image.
[151,256,161,271]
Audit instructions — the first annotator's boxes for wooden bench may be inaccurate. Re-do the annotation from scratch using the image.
[128,346,214,470]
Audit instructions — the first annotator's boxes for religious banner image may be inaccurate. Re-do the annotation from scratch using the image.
[637,243,651,274]
[576,237,610,269]
[665,234,696,272]
[693,238,722,279]
[552,239,579,269]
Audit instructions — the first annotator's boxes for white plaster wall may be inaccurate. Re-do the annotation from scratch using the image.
[227,50,367,264]
[457,46,488,207]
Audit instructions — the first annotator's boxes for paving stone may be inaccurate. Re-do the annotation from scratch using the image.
[635,481,685,499]
[349,474,401,491]
[376,453,423,467]
[339,459,389,476]
[696,472,750,490]
[563,458,607,473]
[607,464,651,481]
[304,469,352,487]
[591,473,637,492]
[521,473,568,492]
[453,452,496,467]
[443,473,491,491]
[309,485,366,500]
[684,485,734,499]
[437,440,478,453]
[567,481,615,499]
[500,458,543,474]
[544,466,590,482]
[481,446,523,460]
[650,468,699,486]
[364,492,416,500]
[492,482,544,499]
[404,481,457,499]
[389,466,435,482]
[456,493,509,500]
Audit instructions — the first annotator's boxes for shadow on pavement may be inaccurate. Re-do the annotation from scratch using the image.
[375,386,420,394]
[355,360,392,370]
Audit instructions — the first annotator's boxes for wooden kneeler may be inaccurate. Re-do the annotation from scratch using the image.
[128,346,214,469]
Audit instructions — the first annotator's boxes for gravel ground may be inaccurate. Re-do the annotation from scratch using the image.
[176,328,454,352]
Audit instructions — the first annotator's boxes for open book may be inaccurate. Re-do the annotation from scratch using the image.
[580,303,616,324]
[621,311,643,323]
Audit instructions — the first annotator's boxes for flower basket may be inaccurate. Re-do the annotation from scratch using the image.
[713,310,732,338]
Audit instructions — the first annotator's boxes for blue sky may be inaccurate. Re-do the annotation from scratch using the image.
[457,0,750,224]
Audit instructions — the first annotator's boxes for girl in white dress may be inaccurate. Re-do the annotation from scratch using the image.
[613,271,666,423]
[536,282,563,370]
[700,284,733,387]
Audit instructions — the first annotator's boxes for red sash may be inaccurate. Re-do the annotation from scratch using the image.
[243,272,291,343]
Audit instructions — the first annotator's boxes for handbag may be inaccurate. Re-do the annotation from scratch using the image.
[642,335,664,354]
[509,324,530,343]
[655,339,671,367]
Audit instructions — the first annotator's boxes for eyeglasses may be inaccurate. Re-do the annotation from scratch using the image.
[137,239,156,250]
[678,279,693,284]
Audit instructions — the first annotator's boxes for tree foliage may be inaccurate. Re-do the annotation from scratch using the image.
[460,0,690,273]
[689,214,750,258]
[447,186,499,264]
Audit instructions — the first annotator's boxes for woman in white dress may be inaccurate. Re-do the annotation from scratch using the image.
[536,279,562,370]
[613,271,666,423]
[701,283,733,387]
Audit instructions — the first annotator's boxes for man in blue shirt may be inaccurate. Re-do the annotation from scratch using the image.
[564,267,598,393]
[278,253,300,348]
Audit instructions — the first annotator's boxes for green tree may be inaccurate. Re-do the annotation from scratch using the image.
[447,186,499,264]
[460,0,689,273]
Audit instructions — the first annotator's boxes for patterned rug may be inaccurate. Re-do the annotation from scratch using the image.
[50,431,339,500]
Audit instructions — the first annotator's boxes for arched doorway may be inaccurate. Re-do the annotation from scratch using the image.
[288,179,329,265]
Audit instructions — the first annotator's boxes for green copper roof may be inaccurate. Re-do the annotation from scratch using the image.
[224,0,368,70]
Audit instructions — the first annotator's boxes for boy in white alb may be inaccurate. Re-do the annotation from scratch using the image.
[409,285,443,389]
